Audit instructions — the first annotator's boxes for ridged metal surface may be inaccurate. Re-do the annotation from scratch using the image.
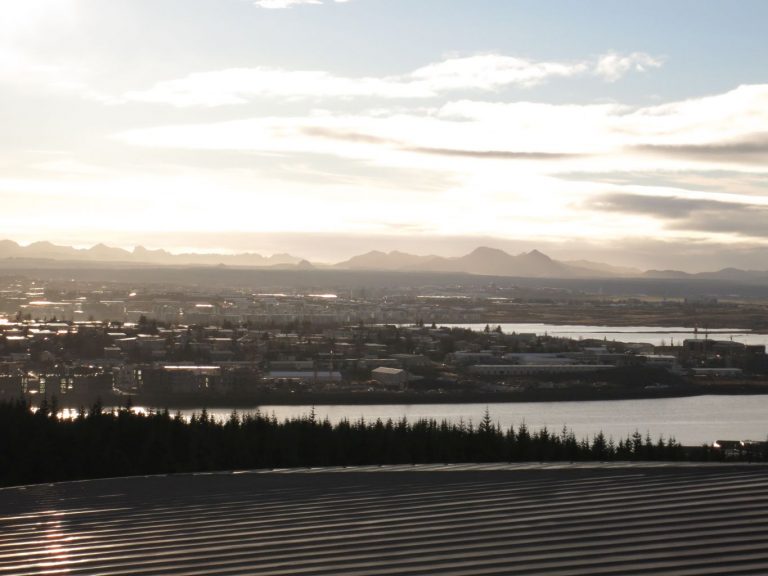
[2,464,768,575]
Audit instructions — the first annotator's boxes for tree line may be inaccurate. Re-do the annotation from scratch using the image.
[0,398,755,486]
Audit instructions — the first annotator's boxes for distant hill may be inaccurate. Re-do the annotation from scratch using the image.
[334,250,439,271]
[336,247,768,281]
[643,269,693,279]
[0,240,303,268]
[335,247,608,278]
[644,267,768,284]
[412,247,581,277]
[563,259,642,277]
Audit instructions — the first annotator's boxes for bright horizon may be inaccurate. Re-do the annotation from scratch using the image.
[3,1,768,271]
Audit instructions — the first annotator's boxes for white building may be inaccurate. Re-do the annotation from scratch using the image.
[371,367,409,388]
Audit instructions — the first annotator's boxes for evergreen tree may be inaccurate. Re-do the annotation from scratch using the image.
[0,400,743,487]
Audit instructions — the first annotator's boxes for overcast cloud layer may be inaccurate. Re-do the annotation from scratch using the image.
[2,0,768,270]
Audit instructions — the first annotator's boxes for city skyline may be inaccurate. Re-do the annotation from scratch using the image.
[3,1,768,270]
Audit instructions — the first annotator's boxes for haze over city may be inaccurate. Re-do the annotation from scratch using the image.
[3,1,768,270]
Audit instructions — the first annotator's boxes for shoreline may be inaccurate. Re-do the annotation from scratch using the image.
[26,383,768,410]
[439,320,768,331]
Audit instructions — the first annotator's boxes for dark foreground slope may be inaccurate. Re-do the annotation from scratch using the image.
[2,465,768,575]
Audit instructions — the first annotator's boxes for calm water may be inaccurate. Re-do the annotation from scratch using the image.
[132,395,768,446]
[442,323,768,347]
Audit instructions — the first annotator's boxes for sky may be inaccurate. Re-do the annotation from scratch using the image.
[2,0,768,270]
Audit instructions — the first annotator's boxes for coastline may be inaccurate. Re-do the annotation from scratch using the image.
[27,381,768,410]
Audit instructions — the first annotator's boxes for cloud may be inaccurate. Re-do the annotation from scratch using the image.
[113,82,768,245]
[616,85,768,142]
[115,109,600,173]
[116,84,768,177]
[406,147,581,161]
[254,0,349,8]
[122,52,661,107]
[0,47,113,102]
[589,192,746,218]
[672,209,768,238]
[114,82,768,183]
[634,133,768,163]
[589,192,768,239]
[122,68,430,106]
[594,52,663,82]
[301,126,582,160]
[409,55,589,90]
[557,170,768,197]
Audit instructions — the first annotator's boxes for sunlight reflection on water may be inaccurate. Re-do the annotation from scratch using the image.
[126,395,768,446]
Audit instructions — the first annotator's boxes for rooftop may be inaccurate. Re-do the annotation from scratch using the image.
[2,464,768,575]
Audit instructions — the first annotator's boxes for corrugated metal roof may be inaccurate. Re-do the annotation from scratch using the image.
[2,464,768,575]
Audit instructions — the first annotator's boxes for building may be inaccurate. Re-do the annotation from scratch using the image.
[469,364,614,377]
[639,355,679,370]
[266,371,342,384]
[691,367,743,378]
[371,367,409,388]
[390,354,431,369]
[141,365,223,394]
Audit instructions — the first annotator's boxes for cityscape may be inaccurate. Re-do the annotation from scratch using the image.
[1,272,767,407]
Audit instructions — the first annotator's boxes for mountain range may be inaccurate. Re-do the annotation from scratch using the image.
[0,240,304,268]
[333,247,621,278]
[1,239,767,282]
